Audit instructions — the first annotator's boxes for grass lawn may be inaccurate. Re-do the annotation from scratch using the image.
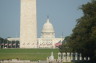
[0,48,59,60]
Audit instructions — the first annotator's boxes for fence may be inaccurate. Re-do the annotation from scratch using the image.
[58,52,90,62]
[47,52,90,63]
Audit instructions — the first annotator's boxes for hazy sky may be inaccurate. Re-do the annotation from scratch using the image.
[0,0,90,38]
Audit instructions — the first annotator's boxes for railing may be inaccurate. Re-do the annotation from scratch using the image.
[47,52,90,63]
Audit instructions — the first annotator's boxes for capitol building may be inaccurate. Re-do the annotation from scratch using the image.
[8,18,63,48]
[7,0,64,48]
[37,18,63,48]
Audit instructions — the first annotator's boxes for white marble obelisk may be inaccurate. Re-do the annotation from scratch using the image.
[20,0,37,48]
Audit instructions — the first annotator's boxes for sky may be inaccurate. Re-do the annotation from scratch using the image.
[0,0,90,38]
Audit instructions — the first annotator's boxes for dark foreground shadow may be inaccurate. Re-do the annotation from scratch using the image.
[74,61,96,63]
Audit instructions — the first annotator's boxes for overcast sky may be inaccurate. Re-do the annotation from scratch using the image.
[0,0,90,38]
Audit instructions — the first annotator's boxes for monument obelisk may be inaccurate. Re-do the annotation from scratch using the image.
[20,0,37,48]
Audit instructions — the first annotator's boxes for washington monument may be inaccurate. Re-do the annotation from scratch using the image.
[20,0,37,48]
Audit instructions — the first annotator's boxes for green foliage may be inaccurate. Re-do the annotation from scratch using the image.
[0,37,20,48]
[60,0,96,62]
[59,36,72,52]
[0,48,59,60]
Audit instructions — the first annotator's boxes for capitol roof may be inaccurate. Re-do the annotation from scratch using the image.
[42,18,55,33]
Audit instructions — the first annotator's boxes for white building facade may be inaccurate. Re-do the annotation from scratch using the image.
[7,18,64,48]
[7,0,64,48]
[38,18,63,48]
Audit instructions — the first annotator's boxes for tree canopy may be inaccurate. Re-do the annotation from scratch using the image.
[60,0,96,62]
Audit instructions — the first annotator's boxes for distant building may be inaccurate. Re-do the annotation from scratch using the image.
[7,18,64,48]
[38,18,63,48]
[0,39,19,48]
[7,0,64,48]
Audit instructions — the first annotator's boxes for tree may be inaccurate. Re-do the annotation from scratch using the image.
[60,0,96,62]
[69,0,96,61]
[59,36,72,52]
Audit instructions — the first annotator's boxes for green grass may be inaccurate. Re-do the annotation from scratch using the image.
[0,48,59,60]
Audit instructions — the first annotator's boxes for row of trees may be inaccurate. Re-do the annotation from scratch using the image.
[0,37,20,48]
[59,0,96,62]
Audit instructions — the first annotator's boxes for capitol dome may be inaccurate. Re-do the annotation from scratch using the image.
[42,19,54,33]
